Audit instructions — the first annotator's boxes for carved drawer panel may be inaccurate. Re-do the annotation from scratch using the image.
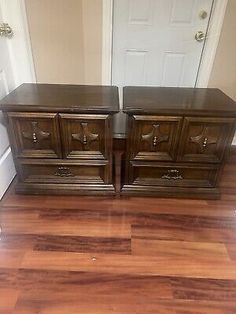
[59,114,111,160]
[128,161,219,188]
[129,115,182,161]
[17,160,110,184]
[7,112,61,158]
[178,117,235,163]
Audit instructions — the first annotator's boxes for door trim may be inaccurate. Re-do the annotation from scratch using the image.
[0,0,36,87]
[0,147,15,199]
[196,0,228,87]
[102,0,228,88]
[102,0,113,85]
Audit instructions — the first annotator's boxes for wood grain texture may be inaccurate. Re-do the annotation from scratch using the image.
[1,151,236,312]
[0,84,119,114]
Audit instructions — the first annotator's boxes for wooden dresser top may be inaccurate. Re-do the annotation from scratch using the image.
[123,87,236,116]
[0,83,119,114]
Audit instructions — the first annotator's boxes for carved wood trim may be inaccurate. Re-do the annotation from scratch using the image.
[72,122,99,150]
[141,124,169,150]
[54,166,74,177]
[190,126,217,153]
[22,121,50,144]
[161,169,183,180]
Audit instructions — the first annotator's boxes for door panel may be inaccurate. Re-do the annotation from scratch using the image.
[59,114,111,160]
[8,112,61,158]
[112,0,214,135]
[178,117,235,163]
[129,115,182,161]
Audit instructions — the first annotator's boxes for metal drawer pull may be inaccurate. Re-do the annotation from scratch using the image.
[32,132,37,143]
[162,169,183,180]
[153,136,157,147]
[203,137,208,148]
[54,166,73,177]
[83,135,87,145]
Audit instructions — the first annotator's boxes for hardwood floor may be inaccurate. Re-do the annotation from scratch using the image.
[1,153,236,313]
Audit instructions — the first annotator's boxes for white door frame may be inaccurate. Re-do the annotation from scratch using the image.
[0,0,35,199]
[102,0,228,87]
[0,0,36,88]
[102,0,114,85]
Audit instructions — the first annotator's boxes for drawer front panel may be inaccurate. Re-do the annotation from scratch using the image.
[129,115,182,161]
[128,162,218,188]
[18,160,110,184]
[59,114,111,160]
[8,112,61,158]
[178,117,235,163]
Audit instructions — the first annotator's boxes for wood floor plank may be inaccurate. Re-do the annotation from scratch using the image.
[132,239,230,261]
[133,213,236,229]
[13,299,236,314]
[132,225,236,243]
[2,198,235,217]
[21,251,236,280]
[34,235,131,254]
[170,277,236,301]
[0,269,18,291]
[0,249,25,269]
[0,234,35,250]
[14,271,173,305]
[0,288,19,312]
[225,243,236,261]
[1,219,131,238]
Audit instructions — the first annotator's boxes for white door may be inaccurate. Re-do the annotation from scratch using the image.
[112,0,214,136]
[0,9,16,199]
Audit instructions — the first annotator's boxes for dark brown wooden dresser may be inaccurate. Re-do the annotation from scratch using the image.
[122,87,236,199]
[0,83,119,195]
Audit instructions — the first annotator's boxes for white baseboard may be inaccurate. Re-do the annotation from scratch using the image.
[232,135,236,146]
[0,147,16,199]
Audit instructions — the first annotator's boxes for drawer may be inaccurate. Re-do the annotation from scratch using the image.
[7,112,61,158]
[127,161,219,188]
[178,117,235,163]
[128,115,182,161]
[17,160,110,184]
[59,114,112,160]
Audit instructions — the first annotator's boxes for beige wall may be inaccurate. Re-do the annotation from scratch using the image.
[25,0,103,85]
[82,0,103,84]
[209,0,236,101]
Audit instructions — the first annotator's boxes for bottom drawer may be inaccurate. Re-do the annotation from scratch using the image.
[128,161,219,188]
[17,160,110,184]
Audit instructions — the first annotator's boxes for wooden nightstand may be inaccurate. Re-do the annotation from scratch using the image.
[0,83,119,195]
[122,87,236,199]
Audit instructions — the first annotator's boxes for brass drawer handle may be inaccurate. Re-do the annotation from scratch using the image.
[203,137,208,148]
[83,135,87,145]
[153,136,157,147]
[72,122,98,147]
[54,166,73,177]
[32,132,37,143]
[162,169,183,180]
